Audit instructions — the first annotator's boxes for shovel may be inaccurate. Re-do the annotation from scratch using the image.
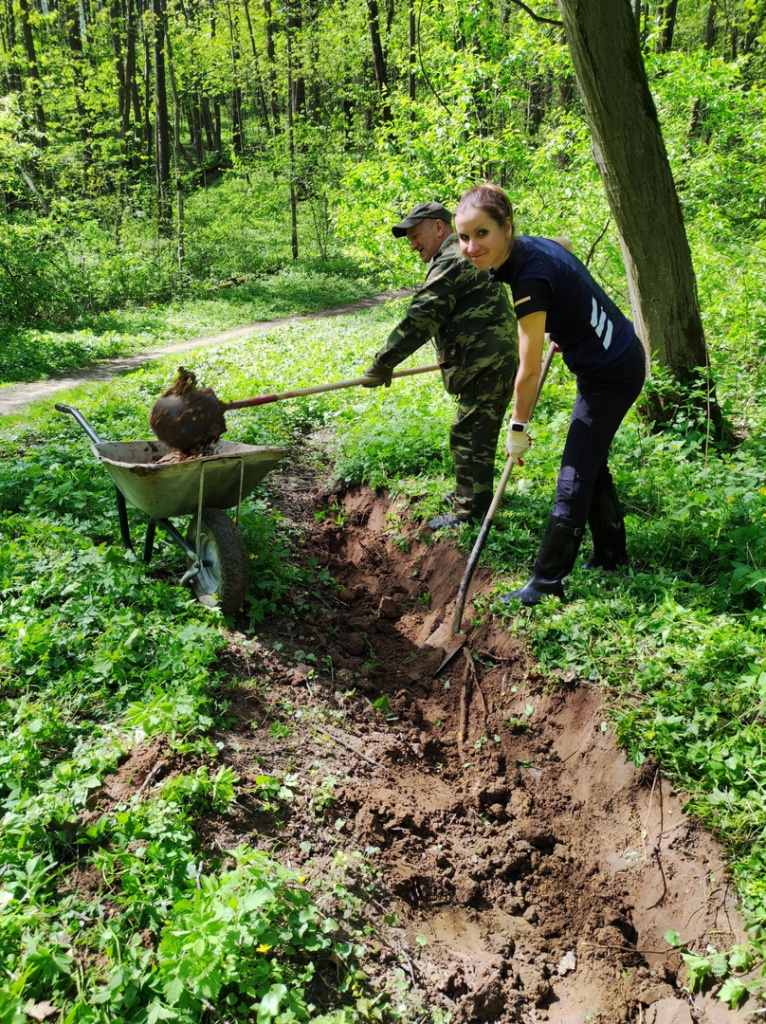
[420,341,557,674]
[149,363,440,452]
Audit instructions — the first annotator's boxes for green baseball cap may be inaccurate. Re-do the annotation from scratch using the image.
[392,201,453,237]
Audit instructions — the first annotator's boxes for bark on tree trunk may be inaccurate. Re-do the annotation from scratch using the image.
[187,92,205,167]
[224,0,245,154]
[557,0,722,432]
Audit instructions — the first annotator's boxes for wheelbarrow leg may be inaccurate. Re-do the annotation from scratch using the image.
[117,490,135,554]
[143,520,157,563]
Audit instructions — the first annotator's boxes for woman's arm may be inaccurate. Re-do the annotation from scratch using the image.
[512,311,547,422]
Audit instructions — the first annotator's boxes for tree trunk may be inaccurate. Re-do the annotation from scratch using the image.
[164,16,184,269]
[408,0,415,101]
[18,0,47,144]
[286,26,298,259]
[263,0,281,133]
[367,0,391,121]
[704,1,717,50]
[62,0,93,171]
[242,0,271,133]
[285,0,305,118]
[557,0,722,432]
[125,0,143,175]
[151,0,172,233]
[187,91,205,167]
[654,0,678,53]
[224,0,245,154]
[2,0,22,93]
[110,0,128,160]
[139,0,154,172]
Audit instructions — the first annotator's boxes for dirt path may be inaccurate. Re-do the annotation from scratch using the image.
[0,290,412,416]
[87,458,753,1023]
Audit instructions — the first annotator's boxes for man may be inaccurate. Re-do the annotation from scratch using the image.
[362,201,518,530]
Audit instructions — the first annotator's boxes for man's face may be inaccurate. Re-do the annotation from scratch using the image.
[405,218,447,263]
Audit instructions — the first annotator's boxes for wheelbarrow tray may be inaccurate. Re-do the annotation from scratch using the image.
[92,439,288,519]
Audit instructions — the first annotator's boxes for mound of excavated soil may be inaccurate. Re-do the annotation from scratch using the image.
[95,461,754,1023]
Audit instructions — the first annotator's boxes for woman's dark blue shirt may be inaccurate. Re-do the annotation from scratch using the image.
[491,236,638,377]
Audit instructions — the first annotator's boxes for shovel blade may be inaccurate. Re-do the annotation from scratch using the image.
[419,620,466,676]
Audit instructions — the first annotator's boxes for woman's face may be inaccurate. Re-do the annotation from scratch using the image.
[455,207,512,271]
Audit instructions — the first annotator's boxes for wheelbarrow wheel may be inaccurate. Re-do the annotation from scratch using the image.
[186,509,248,613]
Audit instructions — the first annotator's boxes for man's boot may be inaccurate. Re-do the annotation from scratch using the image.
[501,515,585,607]
[583,485,629,570]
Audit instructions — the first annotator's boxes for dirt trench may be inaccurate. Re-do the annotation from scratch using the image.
[100,462,752,1023]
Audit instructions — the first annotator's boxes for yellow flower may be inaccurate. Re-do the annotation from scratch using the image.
[257,943,272,953]
[727,495,735,502]
[297,876,306,884]
[647,731,655,740]
[760,487,766,496]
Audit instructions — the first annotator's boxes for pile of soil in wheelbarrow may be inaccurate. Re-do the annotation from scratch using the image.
[103,456,753,1023]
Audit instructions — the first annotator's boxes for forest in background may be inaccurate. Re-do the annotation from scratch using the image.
[3,0,766,1018]
[2,0,766,379]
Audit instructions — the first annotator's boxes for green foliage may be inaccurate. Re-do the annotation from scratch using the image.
[155,846,334,1020]
[664,931,755,1008]
[0,174,376,384]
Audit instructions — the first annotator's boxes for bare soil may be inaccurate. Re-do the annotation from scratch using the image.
[99,458,752,1024]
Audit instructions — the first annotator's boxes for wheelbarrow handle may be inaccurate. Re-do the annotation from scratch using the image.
[221,363,441,411]
[55,403,103,444]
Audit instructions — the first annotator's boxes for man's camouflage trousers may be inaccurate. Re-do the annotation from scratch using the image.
[450,373,514,521]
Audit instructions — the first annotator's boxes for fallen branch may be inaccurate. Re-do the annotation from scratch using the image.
[135,760,166,799]
[323,725,384,769]
[462,647,488,727]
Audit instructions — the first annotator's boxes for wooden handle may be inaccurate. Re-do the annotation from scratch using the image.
[450,341,557,635]
[222,363,441,410]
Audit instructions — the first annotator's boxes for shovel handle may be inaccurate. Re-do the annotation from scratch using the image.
[450,341,558,635]
[221,363,440,410]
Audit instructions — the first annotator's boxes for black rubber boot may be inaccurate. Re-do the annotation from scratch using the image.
[501,515,585,607]
[582,485,629,570]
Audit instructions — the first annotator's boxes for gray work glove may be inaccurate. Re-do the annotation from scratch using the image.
[361,359,393,388]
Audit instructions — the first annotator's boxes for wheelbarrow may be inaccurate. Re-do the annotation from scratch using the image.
[56,404,288,613]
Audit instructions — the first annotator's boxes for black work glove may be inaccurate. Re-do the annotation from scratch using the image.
[361,360,393,388]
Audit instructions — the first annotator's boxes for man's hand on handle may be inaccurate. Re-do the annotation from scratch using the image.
[361,359,393,388]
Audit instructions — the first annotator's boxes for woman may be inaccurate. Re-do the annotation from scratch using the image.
[454,183,646,606]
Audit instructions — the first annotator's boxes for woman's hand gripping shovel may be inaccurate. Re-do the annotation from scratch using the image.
[419,341,558,675]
